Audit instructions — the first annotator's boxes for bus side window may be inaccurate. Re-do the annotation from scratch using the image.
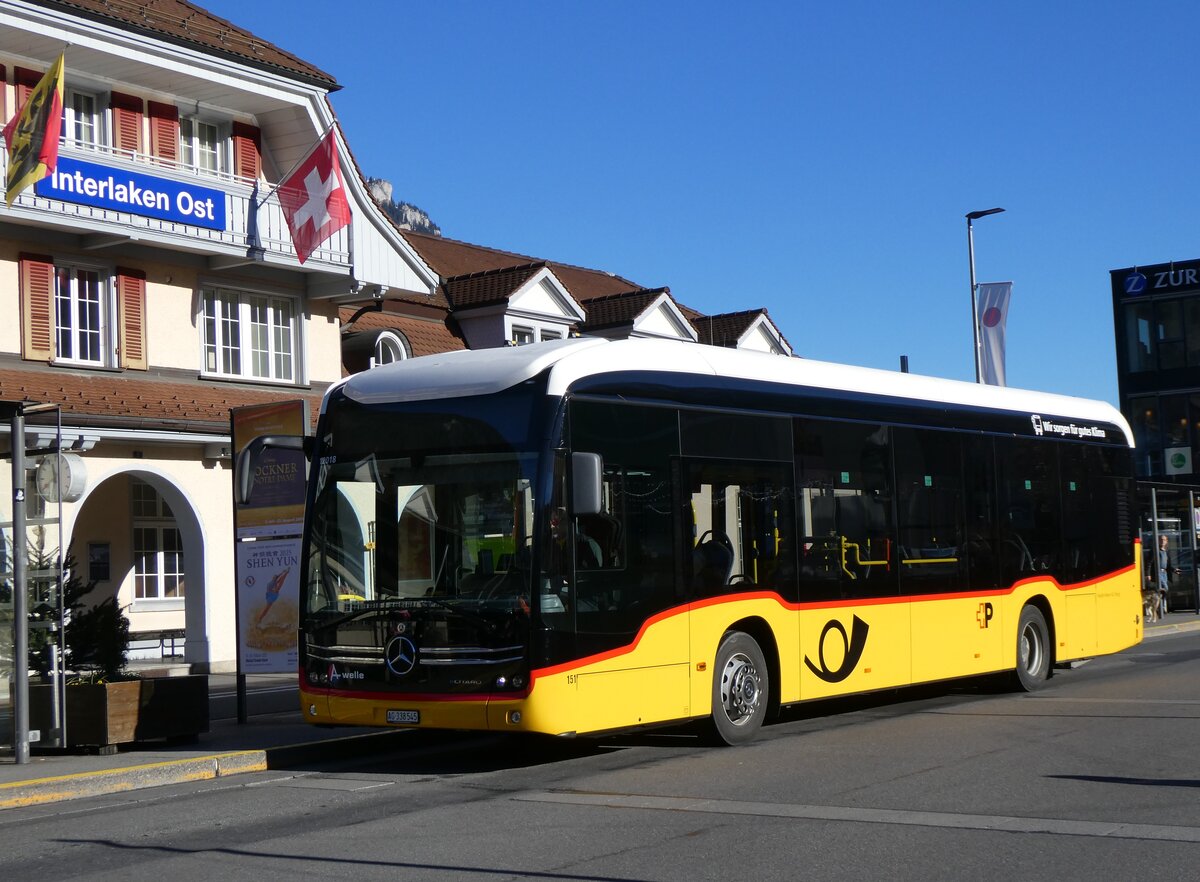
[566,400,680,654]
[795,419,896,600]
[997,437,1062,582]
[684,461,795,598]
[893,427,966,594]
[963,435,1001,591]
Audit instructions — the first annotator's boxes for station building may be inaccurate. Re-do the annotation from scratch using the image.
[1110,257,1200,609]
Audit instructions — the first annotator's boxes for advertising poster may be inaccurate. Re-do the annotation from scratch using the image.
[237,537,301,673]
[231,401,308,539]
[232,400,307,674]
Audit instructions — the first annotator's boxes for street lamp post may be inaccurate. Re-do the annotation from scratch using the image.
[966,207,1006,383]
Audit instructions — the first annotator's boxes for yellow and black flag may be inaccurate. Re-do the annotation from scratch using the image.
[3,53,65,205]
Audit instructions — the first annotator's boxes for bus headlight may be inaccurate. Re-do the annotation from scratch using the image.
[508,711,522,725]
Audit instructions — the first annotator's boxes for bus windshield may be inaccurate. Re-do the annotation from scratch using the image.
[305,388,549,624]
[308,449,538,613]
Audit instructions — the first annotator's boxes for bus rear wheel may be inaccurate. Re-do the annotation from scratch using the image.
[709,631,768,746]
[1012,605,1051,691]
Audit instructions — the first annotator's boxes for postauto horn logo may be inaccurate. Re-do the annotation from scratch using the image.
[804,615,870,683]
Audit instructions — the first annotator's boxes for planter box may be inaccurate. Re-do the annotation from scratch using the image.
[27,675,209,751]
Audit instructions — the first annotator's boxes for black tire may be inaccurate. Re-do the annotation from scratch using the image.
[709,631,769,746]
[1011,605,1051,691]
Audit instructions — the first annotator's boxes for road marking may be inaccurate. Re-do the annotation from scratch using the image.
[209,686,298,699]
[513,791,1200,843]
[1026,696,1200,706]
[264,774,395,792]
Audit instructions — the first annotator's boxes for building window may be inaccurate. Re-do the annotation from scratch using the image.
[511,326,535,346]
[55,265,113,366]
[132,480,185,601]
[180,117,224,174]
[1156,300,1186,370]
[62,89,102,149]
[372,331,408,368]
[202,287,298,382]
[88,543,111,583]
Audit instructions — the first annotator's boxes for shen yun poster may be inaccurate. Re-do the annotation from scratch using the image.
[237,538,301,672]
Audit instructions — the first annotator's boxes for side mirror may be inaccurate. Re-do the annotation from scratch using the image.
[236,434,313,504]
[570,452,603,516]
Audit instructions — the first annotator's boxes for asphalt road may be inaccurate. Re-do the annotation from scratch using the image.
[1,630,1198,882]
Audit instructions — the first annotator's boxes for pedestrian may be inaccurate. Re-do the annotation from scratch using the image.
[1157,534,1173,619]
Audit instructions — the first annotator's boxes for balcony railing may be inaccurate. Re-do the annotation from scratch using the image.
[1,141,351,270]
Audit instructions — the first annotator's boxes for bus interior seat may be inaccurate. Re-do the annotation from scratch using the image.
[693,529,735,588]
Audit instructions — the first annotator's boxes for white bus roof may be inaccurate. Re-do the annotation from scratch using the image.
[331,337,1133,447]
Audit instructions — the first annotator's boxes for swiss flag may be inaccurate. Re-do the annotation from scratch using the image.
[278,129,351,264]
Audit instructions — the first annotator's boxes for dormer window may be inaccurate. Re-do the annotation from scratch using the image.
[181,116,225,174]
[63,89,102,149]
[372,331,409,367]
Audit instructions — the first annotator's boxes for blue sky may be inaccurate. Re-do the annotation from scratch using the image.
[201,1,1197,404]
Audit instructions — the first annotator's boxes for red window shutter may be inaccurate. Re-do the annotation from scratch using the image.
[147,101,179,164]
[232,122,261,181]
[110,91,144,156]
[115,267,148,371]
[14,66,41,115]
[19,253,55,363]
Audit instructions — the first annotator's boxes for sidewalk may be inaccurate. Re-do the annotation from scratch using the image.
[4,613,1200,810]
[0,700,413,811]
[1143,608,1200,638]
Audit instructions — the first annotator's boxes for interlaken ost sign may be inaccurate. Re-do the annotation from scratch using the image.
[34,156,227,230]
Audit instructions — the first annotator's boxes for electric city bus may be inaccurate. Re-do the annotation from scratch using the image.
[270,337,1140,745]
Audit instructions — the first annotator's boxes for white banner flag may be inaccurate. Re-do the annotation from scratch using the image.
[977,281,1012,386]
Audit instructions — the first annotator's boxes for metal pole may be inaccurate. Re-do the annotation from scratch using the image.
[1185,489,1195,614]
[965,208,1005,385]
[1151,487,1161,618]
[11,410,29,764]
[968,217,981,384]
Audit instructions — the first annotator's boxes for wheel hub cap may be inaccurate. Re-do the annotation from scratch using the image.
[721,653,761,724]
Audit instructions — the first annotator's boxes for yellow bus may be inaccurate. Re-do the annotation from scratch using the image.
[285,338,1141,745]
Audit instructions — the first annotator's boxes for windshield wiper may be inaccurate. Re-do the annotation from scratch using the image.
[419,595,499,631]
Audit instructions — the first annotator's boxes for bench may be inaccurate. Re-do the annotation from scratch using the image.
[129,628,186,659]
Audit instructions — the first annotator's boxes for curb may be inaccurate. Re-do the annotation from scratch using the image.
[0,750,267,809]
[1145,618,1200,638]
[0,729,413,810]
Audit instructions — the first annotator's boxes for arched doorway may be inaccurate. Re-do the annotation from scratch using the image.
[66,467,209,671]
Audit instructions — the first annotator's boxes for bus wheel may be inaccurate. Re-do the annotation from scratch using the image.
[1012,605,1051,691]
[710,631,768,745]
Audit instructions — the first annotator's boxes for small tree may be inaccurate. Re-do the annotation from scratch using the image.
[59,551,130,682]
[27,552,131,681]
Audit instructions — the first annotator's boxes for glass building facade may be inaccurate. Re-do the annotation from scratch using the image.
[1111,259,1200,612]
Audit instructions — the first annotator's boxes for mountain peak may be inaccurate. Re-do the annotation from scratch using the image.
[366,178,442,236]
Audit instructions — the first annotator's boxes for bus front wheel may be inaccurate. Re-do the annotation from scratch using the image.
[709,631,769,746]
[1012,605,1051,691]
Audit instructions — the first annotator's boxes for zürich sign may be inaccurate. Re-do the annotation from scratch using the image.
[34,156,227,231]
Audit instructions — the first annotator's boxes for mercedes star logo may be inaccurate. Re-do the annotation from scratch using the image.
[385,635,418,677]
